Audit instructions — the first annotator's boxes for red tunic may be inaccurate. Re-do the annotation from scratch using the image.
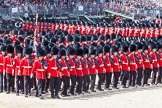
[67,58,76,76]
[58,59,69,77]
[75,59,83,77]
[20,58,33,76]
[4,56,14,75]
[95,57,105,74]
[120,53,129,71]
[128,53,137,72]
[81,58,89,75]
[103,56,112,72]
[0,55,5,73]
[47,59,60,77]
[110,55,120,72]
[13,56,22,76]
[143,53,151,69]
[150,52,159,68]
[31,60,47,79]
[88,58,96,75]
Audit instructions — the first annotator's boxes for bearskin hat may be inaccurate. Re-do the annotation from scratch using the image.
[44,46,51,54]
[24,47,33,55]
[111,33,116,40]
[58,36,65,43]
[105,34,110,40]
[99,35,105,41]
[6,45,14,54]
[136,42,143,50]
[36,47,46,57]
[51,46,59,55]
[91,35,98,41]
[96,47,103,55]
[75,47,83,56]
[58,48,66,57]
[66,35,73,42]
[110,45,118,54]
[67,47,75,55]
[74,36,80,43]
[89,47,96,55]
[150,43,157,50]
[15,45,23,54]
[80,36,86,42]
[121,45,128,52]
[129,44,136,52]
[83,46,89,55]
[142,45,148,51]
[104,45,110,54]
[1,44,6,52]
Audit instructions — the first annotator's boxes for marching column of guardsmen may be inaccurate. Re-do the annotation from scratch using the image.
[1,28,162,100]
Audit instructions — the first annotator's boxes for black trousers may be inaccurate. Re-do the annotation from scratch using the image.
[121,71,129,86]
[152,68,158,84]
[4,73,7,91]
[11,75,15,92]
[15,76,24,93]
[157,67,162,83]
[83,74,90,92]
[24,76,31,95]
[50,77,60,98]
[129,71,136,87]
[136,68,143,86]
[105,72,112,88]
[36,78,45,97]
[62,76,70,95]
[45,77,50,92]
[76,76,83,94]
[90,74,96,91]
[113,72,120,88]
[0,73,3,91]
[97,73,105,89]
[70,75,76,94]
[6,73,12,92]
[143,68,150,85]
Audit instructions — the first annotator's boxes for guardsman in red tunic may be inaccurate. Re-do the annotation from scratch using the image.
[75,48,84,94]
[88,47,97,92]
[14,45,24,96]
[157,44,162,83]
[81,47,90,93]
[103,45,112,90]
[66,47,77,95]
[95,47,105,91]
[4,45,14,94]
[58,49,70,96]
[150,43,159,85]
[110,46,120,89]
[31,47,47,99]
[142,45,152,86]
[0,45,6,92]
[120,45,129,88]
[20,47,33,97]
[135,42,144,86]
[128,44,137,87]
[48,46,61,99]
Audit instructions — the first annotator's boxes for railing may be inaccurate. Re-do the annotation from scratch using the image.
[0,2,161,19]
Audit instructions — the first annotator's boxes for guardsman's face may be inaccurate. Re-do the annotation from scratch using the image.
[25,54,30,58]
[106,53,109,56]
[53,55,57,59]
[90,55,95,58]
[17,53,22,57]
[69,55,74,59]
[8,53,12,57]
[2,51,5,56]
[114,52,117,56]
[98,53,102,57]
[153,49,156,52]
[84,54,87,58]
[39,56,43,60]
[61,56,65,59]
[77,56,81,59]
[144,50,148,53]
